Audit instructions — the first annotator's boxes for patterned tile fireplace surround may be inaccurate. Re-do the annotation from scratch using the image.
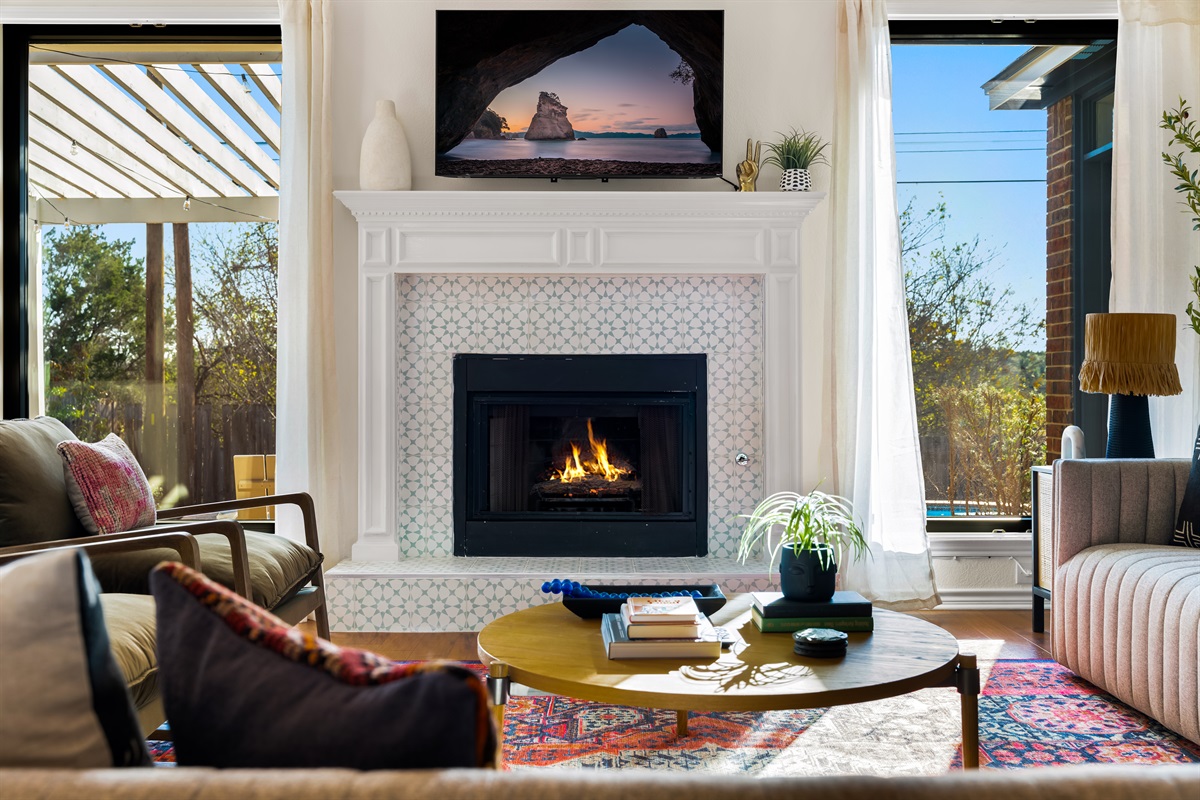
[329,191,824,631]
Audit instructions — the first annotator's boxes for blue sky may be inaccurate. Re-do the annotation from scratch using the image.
[891,44,1048,337]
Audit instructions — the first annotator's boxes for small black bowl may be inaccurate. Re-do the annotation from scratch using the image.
[560,583,727,619]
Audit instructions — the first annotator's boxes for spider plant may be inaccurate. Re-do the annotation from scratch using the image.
[736,490,867,571]
[761,128,830,171]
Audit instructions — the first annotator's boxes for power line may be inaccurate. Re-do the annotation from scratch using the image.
[897,179,1046,184]
[895,129,1043,135]
[898,138,1043,145]
[897,147,1045,153]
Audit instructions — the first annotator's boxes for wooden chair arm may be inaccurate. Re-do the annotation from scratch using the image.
[0,530,202,572]
[159,492,322,557]
[0,521,253,599]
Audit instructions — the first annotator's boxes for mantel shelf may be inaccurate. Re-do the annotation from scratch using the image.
[334,190,826,223]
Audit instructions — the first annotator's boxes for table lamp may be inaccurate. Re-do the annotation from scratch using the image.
[1079,313,1183,458]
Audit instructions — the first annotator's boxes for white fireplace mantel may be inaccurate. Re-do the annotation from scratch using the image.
[334,190,825,561]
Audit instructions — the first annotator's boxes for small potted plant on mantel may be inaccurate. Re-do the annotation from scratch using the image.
[762,128,830,191]
[737,489,868,602]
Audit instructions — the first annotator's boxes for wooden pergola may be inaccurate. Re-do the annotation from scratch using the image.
[27,42,280,224]
[26,42,281,491]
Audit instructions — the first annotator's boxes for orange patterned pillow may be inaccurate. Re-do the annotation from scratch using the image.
[58,434,156,534]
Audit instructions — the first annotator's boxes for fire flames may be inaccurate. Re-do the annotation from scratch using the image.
[553,419,630,483]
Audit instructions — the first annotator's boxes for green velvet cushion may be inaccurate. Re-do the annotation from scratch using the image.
[99,594,158,711]
[0,416,88,547]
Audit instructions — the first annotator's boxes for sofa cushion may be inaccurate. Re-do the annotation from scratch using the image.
[0,416,88,547]
[1053,542,1200,744]
[0,550,151,768]
[150,561,496,770]
[58,434,156,535]
[1173,425,1200,548]
[90,530,322,610]
[99,594,158,711]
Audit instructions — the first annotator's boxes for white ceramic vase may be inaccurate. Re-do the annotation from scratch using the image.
[359,99,411,190]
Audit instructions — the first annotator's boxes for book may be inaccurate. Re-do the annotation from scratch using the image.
[621,604,703,638]
[601,612,722,659]
[624,595,702,623]
[751,607,875,633]
[751,591,873,619]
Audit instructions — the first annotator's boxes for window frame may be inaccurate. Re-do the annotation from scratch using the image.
[1,23,282,419]
[889,19,1117,533]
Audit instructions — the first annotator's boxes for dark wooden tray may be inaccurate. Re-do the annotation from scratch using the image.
[560,583,726,619]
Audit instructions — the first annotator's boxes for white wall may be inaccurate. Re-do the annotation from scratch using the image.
[329,0,839,566]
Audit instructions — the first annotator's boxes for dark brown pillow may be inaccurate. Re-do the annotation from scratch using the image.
[151,562,496,770]
[0,416,88,547]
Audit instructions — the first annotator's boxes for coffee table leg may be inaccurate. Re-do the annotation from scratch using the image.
[677,710,688,737]
[487,661,511,768]
[956,653,980,769]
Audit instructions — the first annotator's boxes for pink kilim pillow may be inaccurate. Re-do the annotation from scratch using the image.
[57,434,156,534]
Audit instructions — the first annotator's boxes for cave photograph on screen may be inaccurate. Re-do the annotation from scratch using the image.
[435,10,723,180]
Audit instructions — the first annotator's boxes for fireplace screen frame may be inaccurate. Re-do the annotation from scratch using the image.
[453,354,707,557]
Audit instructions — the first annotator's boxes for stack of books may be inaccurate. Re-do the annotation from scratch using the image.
[600,596,722,659]
[750,590,874,633]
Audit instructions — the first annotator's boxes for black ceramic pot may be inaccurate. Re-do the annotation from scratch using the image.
[779,545,837,601]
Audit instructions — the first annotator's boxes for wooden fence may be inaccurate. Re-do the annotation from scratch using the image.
[58,402,275,506]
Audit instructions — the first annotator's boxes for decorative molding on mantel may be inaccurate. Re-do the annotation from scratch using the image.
[334,190,825,561]
[336,190,824,221]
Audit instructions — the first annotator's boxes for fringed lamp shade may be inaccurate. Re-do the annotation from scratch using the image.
[1079,313,1183,396]
[1079,313,1182,458]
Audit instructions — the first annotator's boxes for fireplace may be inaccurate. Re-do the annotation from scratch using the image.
[453,354,707,557]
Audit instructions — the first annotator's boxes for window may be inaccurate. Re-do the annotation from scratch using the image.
[3,26,282,508]
[890,21,1116,528]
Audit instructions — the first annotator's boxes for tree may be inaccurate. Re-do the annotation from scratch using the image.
[901,198,1043,433]
[901,199,1046,514]
[188,222,278,412]
[43,225,146,387]
[669,59,695,86]
[42,226,148,440]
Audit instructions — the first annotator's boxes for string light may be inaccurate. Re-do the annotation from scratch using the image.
[64,218,72,228]
[242,74,252,94]
[70,140,79,156]
[183,195,192,211]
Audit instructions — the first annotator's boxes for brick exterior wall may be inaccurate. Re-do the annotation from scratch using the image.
[1045,97,1074,462]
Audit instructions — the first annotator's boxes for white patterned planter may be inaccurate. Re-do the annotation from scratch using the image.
[779,168,812,192]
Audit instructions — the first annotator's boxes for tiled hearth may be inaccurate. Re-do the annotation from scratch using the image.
[329,191,823,632]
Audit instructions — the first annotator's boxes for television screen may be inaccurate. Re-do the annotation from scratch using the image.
[435,10,723,180]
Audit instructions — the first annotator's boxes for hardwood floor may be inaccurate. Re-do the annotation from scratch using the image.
[303,609,1050,662]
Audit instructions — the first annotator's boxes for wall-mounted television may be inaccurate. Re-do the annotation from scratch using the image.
[435,10,723,180]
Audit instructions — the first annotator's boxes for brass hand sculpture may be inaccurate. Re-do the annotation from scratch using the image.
[736,139,761,192]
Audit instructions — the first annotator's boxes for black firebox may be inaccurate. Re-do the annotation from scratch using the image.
[453,354,706,557]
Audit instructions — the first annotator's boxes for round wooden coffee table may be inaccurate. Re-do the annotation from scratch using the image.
[478,599,980,768]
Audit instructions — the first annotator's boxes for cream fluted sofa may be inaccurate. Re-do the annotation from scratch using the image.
[1052,458,1199,743]
[2,764,1198,800]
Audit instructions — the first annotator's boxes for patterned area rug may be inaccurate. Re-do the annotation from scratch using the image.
[149,659,1199,774]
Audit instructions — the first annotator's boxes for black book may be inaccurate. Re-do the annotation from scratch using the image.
[751,591,872,619]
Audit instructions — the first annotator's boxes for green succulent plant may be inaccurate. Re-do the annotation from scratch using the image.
[761,128,830,171]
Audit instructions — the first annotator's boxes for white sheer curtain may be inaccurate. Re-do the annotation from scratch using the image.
[829,0,939,609]
[1112,0,1200,456]
[276,0,342,554]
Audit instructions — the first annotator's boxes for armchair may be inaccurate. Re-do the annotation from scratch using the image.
[0,528,204,736]
[0,416,330,639]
